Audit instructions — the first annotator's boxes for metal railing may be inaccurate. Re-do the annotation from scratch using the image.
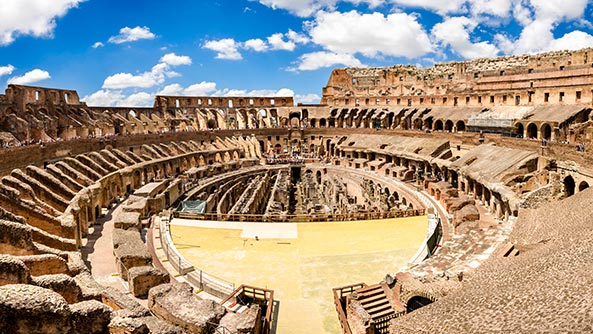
[174,208,425,223]
[158,216,235,298]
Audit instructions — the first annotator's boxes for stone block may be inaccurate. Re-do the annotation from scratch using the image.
[128,266,170,298]
[17,254,68,276]
[217,304,261,334]
[0,284,71,334]
[108,316,149,334]
[0,254,30,286]
[70,300,112,334]
[32,274,83,304]
[114,211,141,231]
[112,229,152,280]
[148,283,226,334]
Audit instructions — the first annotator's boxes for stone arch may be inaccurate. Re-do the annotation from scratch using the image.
[515,122,524,138]
[207,119,217,129]
[434,119,444,131]
[444,120,454,132]
[456,120,466,132]
[579,181,589,192]
[564,175,576,197]
[319,119,327,127]
[198,155,206,167]
[526,123,538,139]
[310,118,317,128]
[541,123,552,140]
[406,295,434,313]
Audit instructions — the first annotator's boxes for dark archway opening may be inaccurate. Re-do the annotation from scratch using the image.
[407,296,433,313]
[564,175,576,197]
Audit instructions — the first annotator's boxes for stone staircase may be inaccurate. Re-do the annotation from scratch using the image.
[351,282,405,333]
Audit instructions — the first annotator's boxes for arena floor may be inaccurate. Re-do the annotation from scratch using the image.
[170,216,428,334]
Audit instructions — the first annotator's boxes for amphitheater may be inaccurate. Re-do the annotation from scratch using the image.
[1,48,593,334]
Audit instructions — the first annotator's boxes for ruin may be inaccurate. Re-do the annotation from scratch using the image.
[0,47,592,333]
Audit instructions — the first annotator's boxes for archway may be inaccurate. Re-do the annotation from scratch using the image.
[578,181,589,192]
[456,120,466,132]
[526,123,538,139]
[564,175,575,197]
[444,120,454,132]
[406,296,433,313]
[207,119,217,129]
[319,119,327,127]
[515,123,524,138]
[541,123,552,141]
[434,120,443,131]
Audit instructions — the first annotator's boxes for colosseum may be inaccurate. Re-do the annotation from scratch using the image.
[1,47,593,334]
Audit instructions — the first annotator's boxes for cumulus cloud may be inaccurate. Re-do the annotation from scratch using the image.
[81,89,125,106]
[308,10,433,58]
[92,41,104,48]
[8,69,51,85]
[157,82,218,96]
[119,92,154,107]
[160,53,192,66]
[102,55,190,90]
[545,30,593,52]
[82,90,154,107]
[267,33,296,51]
[108,26,155,44]
[203,38,243,60]
[497,0,591,54]
[244,38,269,52]
[255,0,385,17]
[0,0,83,45]
[0,65,15,77]
[295,93,321,103]
[290,51,363,71]
[432,16,499,59]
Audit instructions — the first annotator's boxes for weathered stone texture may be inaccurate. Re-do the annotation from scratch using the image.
[70,300,113,334]
[17,254,68,276]
[148,283,226,334]
[128,265,170,298]
[0,254,30,285]
[112,228,152,280]
[0,284,71,334]
[217,304,261,334]
[32,274,83,304]
[108,316,150,334]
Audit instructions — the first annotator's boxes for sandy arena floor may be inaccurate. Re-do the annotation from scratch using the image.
[170,216,428,334]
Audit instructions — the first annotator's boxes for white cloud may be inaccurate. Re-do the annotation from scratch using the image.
[432,16,499,59]
[545,30,593,52]
[0,65,15,77]
[104,64,172,89]
[295,93,321,103]
[469,0,512,17]
[119,92,153,107]
[108,26,155,44]
[183,82,218,96]
[157,82,218,96]
[8,69,50,85]
[81,89,125,106]
[244,38,269,52]
[530,0,589,21]
[217,87,296,97]
[160,53,192,66]
[391,0,468,15]
[267,33,296,51]
[92,41,104,48]
[290,51,363,71]
[255,0,387,17]
[203,38,243,60]
[287,29,310,44]
[157,84,184,96]
[0,0,82,45]
[308,10,433,58]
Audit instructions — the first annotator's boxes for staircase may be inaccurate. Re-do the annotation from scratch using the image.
[351,282,405,333]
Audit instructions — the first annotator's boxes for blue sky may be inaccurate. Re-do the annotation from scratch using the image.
[0,0,592,106]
